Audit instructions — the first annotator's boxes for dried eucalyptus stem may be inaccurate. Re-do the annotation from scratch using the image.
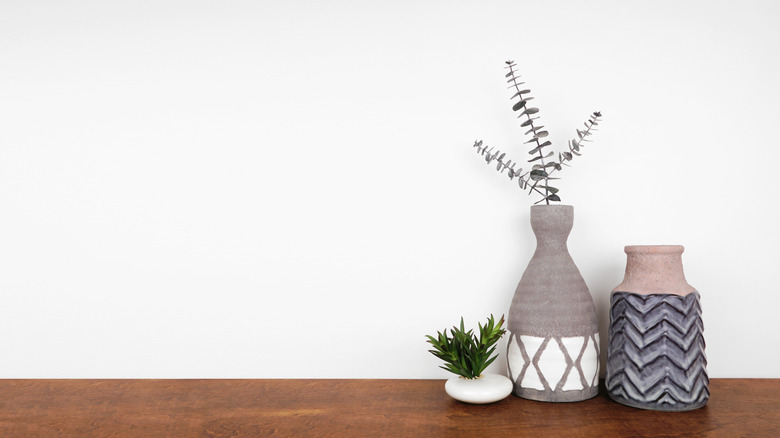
[473,60,602,205]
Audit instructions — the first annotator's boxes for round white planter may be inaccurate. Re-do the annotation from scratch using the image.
[444,373,513,404]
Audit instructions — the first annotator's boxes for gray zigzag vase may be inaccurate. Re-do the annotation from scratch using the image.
[507,205,600,402]
[606,245,709,411]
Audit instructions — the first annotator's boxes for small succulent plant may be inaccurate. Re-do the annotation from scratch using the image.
[426,314,506,379]
[473,60,602,205]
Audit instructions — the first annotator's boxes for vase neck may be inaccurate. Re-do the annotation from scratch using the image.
[532,230,570,252]
[613,245,696,295]
[529,205,573,251]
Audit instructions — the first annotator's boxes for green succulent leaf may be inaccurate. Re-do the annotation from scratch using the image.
[424,315,506,379]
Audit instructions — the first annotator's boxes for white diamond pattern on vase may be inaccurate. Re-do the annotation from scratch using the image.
[521,364,546,390]
[581,334,600,387]
[561,336,585,359]
[508,332,600,399]
[561,365,584,390]
[520,335,544,359]
[506,332,524,382]
[560,336,586,390]
[536,338,567,389]
[517,335,546,390]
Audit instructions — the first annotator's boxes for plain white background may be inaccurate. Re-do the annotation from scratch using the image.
[1,0,778,378]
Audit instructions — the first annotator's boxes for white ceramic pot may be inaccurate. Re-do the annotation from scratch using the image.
[444,373,513,404]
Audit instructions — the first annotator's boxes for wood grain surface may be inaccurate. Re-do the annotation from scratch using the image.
[0,379,777,437]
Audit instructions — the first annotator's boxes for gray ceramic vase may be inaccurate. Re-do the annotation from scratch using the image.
[606,245,709,411]
[506,205,600,402]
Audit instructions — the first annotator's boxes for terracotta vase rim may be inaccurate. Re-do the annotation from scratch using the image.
[624,245,684,254]
[614,244,694,295]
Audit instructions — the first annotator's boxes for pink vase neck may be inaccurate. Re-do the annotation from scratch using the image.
[612,245,696,295]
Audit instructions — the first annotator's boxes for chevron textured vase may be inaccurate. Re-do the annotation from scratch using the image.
[606,245,709,411]
[507,205,600,402]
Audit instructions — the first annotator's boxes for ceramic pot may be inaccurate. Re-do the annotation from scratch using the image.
[444,373,513,404]
[506,205,600,402]
[606,245,709,411]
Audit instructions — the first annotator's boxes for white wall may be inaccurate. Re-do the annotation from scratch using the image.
[1,0,778,378]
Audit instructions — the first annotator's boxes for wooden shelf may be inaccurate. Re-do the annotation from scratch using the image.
[0,379,777,436]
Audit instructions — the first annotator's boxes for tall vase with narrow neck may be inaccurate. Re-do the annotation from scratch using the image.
[606,245,709,411]
[506,205,600,402]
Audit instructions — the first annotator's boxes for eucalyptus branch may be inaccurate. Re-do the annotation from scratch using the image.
[526,113,601,197]
[471,61,602,204]
[546,111,602,179]
[473,140,548,199]
[505,61,554,204]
